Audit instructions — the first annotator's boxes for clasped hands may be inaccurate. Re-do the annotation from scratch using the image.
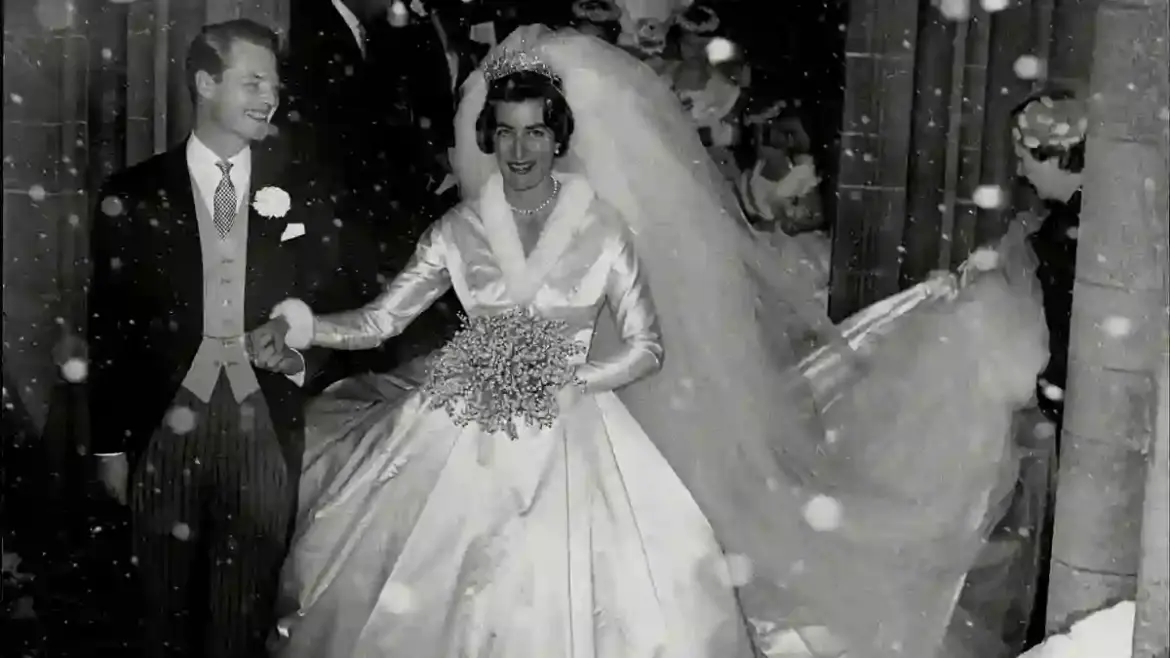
[246,317,303,376]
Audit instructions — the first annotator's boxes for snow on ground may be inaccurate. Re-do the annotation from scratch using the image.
[752,600,1135,658]
[1018,600,1135,658]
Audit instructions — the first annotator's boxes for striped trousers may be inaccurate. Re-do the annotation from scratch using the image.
[131,373,292,658]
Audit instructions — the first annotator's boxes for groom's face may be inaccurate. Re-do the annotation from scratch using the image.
[199,39,280,143]
[493,100,557,193]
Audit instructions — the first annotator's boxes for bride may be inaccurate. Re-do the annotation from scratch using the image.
[268,25,1046,658]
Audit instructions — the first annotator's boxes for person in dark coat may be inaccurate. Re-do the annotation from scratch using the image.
[1010,90,1086,428]
[88,20,375,657]
[278,0,478,374]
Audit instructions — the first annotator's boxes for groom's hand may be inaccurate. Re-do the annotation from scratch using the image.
[248,318,290,370]
[267,348,306,376]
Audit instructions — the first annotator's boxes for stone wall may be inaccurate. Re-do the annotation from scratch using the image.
[3,0,88,430]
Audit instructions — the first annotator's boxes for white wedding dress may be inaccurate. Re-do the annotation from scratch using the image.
[273,26,1047,658]
[272,174,756,657]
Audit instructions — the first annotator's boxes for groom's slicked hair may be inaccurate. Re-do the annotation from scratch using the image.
[476,71,575,157]
[186,19,280,103]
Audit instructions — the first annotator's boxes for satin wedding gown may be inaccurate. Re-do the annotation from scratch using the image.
[273,183,1047,658]
[272,25,1049,657]
[272,173,756,658]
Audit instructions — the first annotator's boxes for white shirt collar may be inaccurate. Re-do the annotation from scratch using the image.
[186,133,251,213]
[331,0,366,57]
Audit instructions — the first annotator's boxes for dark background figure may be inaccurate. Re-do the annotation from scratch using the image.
[280,0,476,379]
[1009,89,1086,648]
[1010,89,1086,430]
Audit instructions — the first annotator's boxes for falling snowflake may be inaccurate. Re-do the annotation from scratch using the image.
[28,184,47,202]
[981,0,1010,12]
[935,0,970,20]
[171,522,192,541]
[1041,383,1064,402]
[1014,56,1046,80]
[388,0,410,27]
[165,406,198,434]
[705,37,736,64]
[972,185,1005,210]
[803,494,843,531]
[380,581,417,614]
[61,357,88,383]
[1101,316,1133,338]
[101,195,125,217]
[9,93,24,105]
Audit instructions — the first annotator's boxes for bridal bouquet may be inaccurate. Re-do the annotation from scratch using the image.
[421,308,586,439]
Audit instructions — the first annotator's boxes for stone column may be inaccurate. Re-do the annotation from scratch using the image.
[1045,0,1170,633]
[1135,350,1170,657]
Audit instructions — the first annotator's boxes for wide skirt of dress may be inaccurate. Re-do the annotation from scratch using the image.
[272,377,756,658]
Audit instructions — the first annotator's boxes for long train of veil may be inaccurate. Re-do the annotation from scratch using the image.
[454,26,1036,658]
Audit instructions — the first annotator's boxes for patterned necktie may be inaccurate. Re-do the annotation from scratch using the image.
[214,160,236,239]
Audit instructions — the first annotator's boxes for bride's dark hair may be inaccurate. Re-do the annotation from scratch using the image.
[475,71,575,156]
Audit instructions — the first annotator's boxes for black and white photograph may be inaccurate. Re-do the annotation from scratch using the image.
[2,0,1168,657]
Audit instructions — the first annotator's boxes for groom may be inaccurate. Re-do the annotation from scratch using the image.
[88,20,373,657]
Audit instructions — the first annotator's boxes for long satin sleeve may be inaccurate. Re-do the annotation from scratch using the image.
[312,222,453,350]
[577,231,665,392]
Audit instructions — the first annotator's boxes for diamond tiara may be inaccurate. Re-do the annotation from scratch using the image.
[483,47,561,85]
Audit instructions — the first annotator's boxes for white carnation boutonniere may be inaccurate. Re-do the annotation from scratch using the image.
[252,186,291,219]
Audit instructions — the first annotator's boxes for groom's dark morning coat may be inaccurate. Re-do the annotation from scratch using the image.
[87,137,373,464]
[88,135,377,655]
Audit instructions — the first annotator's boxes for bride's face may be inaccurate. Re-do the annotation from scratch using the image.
[493,100,557,193]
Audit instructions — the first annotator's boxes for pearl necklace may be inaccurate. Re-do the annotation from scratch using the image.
[509,178,561,216]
